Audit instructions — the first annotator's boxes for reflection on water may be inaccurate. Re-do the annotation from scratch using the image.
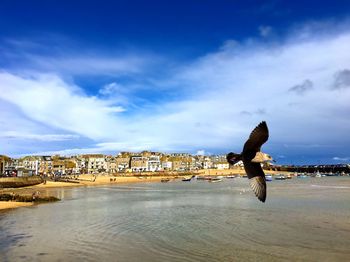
[1,177,350,261]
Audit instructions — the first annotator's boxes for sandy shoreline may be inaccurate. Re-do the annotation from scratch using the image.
[0,201,33,210]
[0,169,289,211]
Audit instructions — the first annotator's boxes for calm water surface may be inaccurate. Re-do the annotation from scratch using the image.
[1,177,350,261]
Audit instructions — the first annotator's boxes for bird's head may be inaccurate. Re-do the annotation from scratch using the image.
[265,154,275,162]
[227,152,241,165]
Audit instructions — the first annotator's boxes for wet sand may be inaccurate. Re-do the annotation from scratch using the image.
[0,201,33,210]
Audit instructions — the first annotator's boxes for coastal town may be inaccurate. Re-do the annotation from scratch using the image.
[1,152,349,177]
[0,152,234,177]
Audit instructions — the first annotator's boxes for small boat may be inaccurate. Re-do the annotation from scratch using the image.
[182,176,193,182]
[161,178,170,182]
[226,175,236,179]
[208,177,222,183]
[297,174,308,178]
[265,175,273,181]
[286,174,293,179]
[275,175,286,180]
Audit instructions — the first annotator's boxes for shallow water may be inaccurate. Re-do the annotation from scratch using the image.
[1,177,350,262]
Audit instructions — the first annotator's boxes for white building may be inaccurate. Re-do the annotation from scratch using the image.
[161,161,172,170]
[203,157,213,169]
[214,162,229,170]
[83,154,107,174]
[21,156,40,175]
[147,156,161,172]
[71,156,86,174]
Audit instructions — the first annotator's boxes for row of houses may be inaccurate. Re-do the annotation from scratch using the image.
[0,152,235,176]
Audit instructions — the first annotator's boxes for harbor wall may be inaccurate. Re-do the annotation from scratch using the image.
[0,176,43,188]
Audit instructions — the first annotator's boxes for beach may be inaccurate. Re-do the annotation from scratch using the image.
[0,201,33,210]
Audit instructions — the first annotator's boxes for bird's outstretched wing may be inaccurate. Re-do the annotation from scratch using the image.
[243,121,269,153]
[243,160,266,202]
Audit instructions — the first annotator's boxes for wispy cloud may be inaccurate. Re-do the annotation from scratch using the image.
[1,21,350,160]
[240,109,266,116]
[99,82,124,95]
[258,25,273,37]
[332,69,350,89]
[333,156,350,161]
[1,36,158,77]
[30,55,146,76]
[1,131,79,141]
[288,79,313,95]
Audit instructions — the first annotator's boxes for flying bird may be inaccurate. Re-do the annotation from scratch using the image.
[227,121,272,202]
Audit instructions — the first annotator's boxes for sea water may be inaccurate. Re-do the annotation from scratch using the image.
[1,177,350,261]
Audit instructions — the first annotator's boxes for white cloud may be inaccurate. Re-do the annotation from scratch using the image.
[31,55,145,76]
[196,150,205,156]
[258,25,272,37]
[0,72,127,140]
[1,37,153,77]
[333,156,350,161]
[2,23,350,158]
[164,29,350,150]
[1,131,79,141]
[99,82,123,95]
[27,142,161,157]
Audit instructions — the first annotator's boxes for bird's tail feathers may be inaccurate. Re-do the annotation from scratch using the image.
[226,152,242,165]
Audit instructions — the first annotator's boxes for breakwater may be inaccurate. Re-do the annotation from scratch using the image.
[267,164,350,174]
[0,176,43,188]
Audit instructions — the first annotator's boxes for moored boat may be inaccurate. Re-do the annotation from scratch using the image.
[275,175,286,180]
[265,174,273,181]
[182,175,194,182]
[297,173,309,178]
[208,177,222,183]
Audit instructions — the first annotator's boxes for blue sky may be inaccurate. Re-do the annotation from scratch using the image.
[1,0,350,164]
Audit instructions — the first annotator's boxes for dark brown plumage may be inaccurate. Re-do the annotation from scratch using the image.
[227,121,269,202]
